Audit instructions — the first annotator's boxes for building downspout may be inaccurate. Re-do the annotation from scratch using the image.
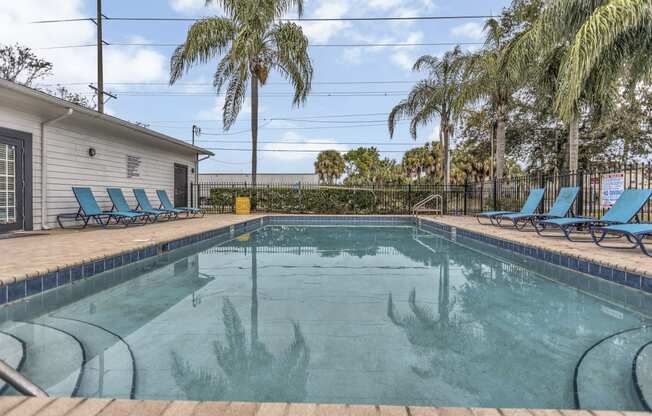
[40,108,74,229]
[196,154,210,207]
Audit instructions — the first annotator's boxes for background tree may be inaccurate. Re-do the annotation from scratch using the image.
[388,46,469,186]
[314,150,345,185]
[48,85,93,109]
[0,44,52,86]
[504,0,652,171]
[170,0,313,188]
[464,19,519,179]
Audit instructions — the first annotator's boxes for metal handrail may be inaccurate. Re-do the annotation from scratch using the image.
[0,360,48,397]
[412,194,443,216]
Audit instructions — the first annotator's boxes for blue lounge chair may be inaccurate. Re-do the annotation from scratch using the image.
[536,189,652,243]
[62,187,148,228]
[156,190,204,217]
[107,188,170,222]
[133,189,178,219]
[476,188,545,225]
[592,223,652,256]
[495,187,579,230]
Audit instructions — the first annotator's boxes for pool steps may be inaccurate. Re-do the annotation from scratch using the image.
[0,321,83,397]
[35,317,134,399]
[574,326,652,410]
[634,340,652,409]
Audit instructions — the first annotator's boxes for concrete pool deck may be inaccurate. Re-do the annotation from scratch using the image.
[2,213,652,289]
[425,215,652,280]
[0,214,265,287]
[0,398,647,416]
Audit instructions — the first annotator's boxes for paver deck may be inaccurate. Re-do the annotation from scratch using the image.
[0,399,649,416]
[0,214,264,286]
[424,215,652,279]
[2,213,652,288]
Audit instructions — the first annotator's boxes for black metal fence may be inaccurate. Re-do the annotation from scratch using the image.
[195,162,652,221]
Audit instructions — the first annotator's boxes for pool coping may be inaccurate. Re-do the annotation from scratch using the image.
[2,214,652,307]
[1,397,640,416]
[415,217,652,295]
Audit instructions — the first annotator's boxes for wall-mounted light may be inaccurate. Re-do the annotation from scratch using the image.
[88,147,96,157]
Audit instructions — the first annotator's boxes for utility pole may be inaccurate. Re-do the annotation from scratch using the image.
[96,0,104,113]
[192,125,201,145]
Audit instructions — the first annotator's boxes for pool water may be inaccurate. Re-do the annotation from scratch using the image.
[1,224,652,409]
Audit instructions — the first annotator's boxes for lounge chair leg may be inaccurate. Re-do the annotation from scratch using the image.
[637,235,652,257]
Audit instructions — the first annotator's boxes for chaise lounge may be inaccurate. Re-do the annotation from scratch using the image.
[476,188,545,226]
[494,187,579,230]
[107,188,171,223]
[60,187,149,228]
[156,190,204,217]
[535,189,652,244]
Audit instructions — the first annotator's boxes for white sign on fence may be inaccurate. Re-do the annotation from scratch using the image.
[601,172,625,208]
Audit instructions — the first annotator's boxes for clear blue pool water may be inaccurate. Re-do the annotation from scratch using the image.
[1,223,652,409]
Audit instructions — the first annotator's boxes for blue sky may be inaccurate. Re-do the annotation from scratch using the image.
[1,0,510,174]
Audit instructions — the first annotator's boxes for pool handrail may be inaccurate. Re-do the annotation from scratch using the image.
[0,359,48,397]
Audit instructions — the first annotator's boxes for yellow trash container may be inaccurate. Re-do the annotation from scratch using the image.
[235,196,251,215]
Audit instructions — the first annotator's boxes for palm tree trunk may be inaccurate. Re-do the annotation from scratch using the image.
[441,120,450,186]
[251,76,259,189]
[568,113,579,172]
[495,106,506,179]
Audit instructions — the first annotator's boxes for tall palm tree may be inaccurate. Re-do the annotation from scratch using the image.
[464,19,518,179]
[505,0,652,171]
[314,150,345,184]
[388,46,469,186]
[170,0,313,187]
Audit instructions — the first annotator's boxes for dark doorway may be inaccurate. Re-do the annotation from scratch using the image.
[174,163,188,207]
[0,128,32,233]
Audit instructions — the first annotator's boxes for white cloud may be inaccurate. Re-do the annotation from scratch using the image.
[298,0,351,43]
[262,132,348,162]
[450,22,486,41]
[0,0,167,89]
[169,0,221,14]
[196,95,257,121]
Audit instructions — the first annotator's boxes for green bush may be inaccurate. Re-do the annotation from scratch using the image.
[209,187,388,214]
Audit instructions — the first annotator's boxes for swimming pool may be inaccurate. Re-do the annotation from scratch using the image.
[1,218,652,410]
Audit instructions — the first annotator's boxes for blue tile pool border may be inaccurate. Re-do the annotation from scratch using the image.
[416,217,652,296]
[0,216,268,306]
[3,214,650,306]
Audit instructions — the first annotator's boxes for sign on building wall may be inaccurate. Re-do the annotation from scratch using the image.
[601,172,624,208]
[127,155,142,178]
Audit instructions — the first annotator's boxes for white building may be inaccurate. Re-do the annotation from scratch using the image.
[0,79,212,233]
[199,173,320,185]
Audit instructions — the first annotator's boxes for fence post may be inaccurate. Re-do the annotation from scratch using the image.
[492,179,497,211]
[576,170,584,217]
[407,184,412,213]
[463,179,468,216]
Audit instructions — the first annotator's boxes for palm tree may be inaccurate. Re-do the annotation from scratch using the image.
[505,0,652,171]
[388,46,469,186]
[170,0,313,187]
[464,19,519,179]
[314,150,345,185]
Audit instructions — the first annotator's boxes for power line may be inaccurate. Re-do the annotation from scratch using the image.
[194,140,425,145]
[36,41,483,50]
[38,81,415,86]
[32,14,497,24]
[72,91,409,98]
[202,147,415,153]
[138,112,391,122]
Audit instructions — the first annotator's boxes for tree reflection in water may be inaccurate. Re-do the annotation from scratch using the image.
[171,246,310,402]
